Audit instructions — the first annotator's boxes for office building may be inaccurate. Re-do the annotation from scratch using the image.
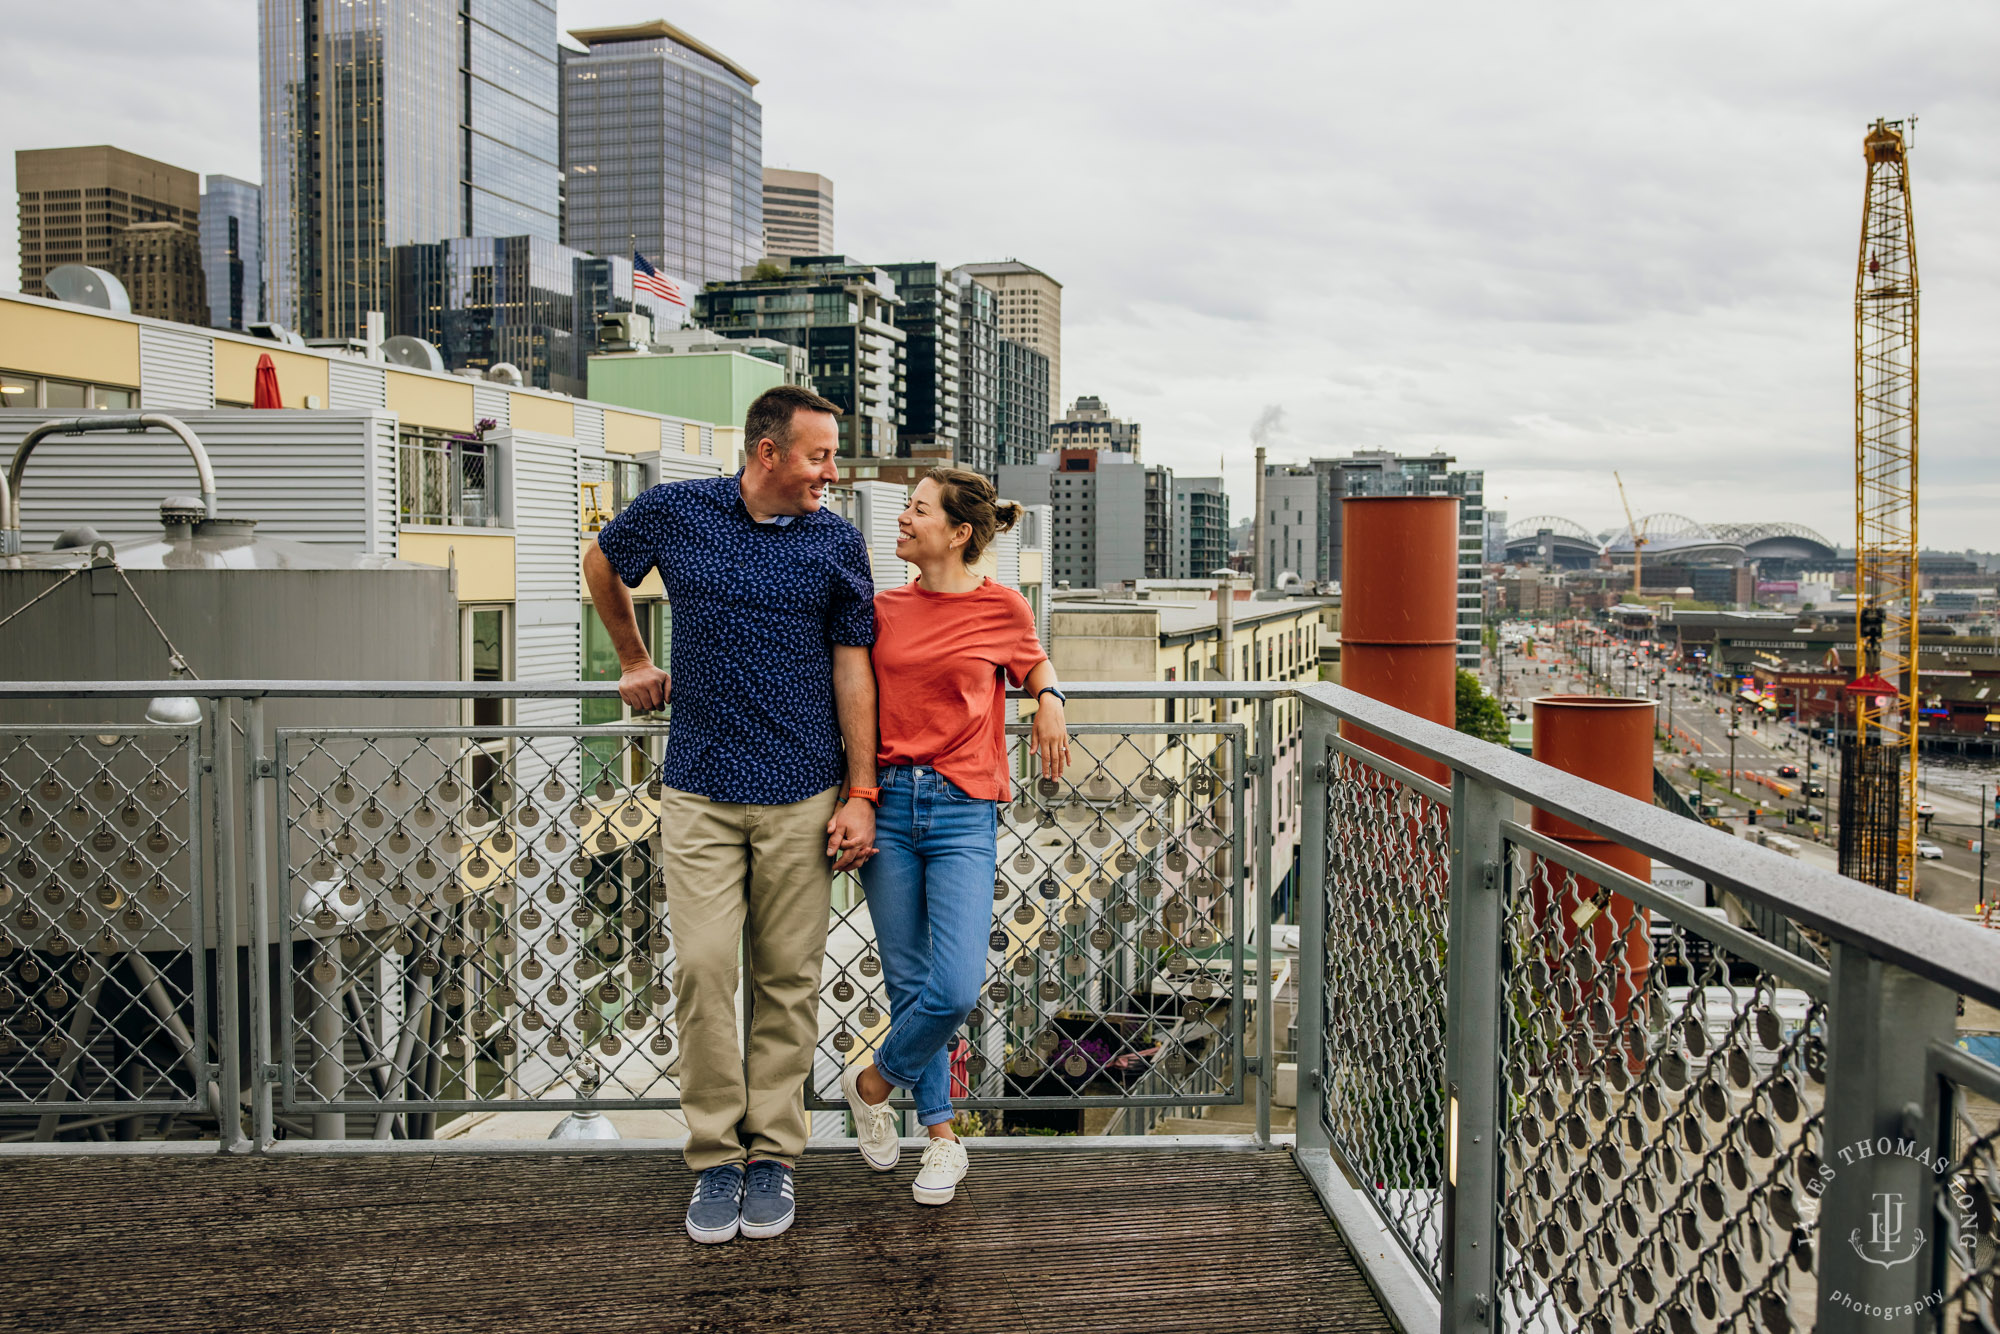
[1174,477,1230,580]
[1051,395,1141,456]
[1484,507,1508,564]
[955,272,1000,476]
[200,176,264,331]
[110,221,208,327]
[762,169,833,258]
[879,262,964,473]
[693,255,905,460]
[562,20,761,291]
[998,449,1172,589]
[261,0,560,342]
[388,236,664,397]
[959,260,1061,413]
[994,338,1051,469]
[1261,450,1486,668]
[16,146,201,314]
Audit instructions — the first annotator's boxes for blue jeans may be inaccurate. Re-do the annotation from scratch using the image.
[858,764,998,1126]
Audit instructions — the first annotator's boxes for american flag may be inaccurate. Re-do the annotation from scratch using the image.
[632,252,687,309]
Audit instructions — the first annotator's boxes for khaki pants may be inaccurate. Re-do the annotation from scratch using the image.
[654,785,837,1171]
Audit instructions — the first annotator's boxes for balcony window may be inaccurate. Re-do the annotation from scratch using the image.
[399,428,496,528]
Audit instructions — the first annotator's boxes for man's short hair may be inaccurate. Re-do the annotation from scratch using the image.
[744,384,843,456]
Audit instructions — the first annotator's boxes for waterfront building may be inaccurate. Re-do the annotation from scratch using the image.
[998,448,1173,589]
[1050,395,1140,456]
[692,255,905,461]
[388,235,663,397]
[762,168,833,258]
[15,146,201,319]
[994,338,1050,468]
[199,176,264,331]
[260,0,560,342]
[959,260,1062,415]
[1173,476,1230,580]
[562,20,761,291]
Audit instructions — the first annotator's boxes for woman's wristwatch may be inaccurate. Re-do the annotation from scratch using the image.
[844,786,882,807]
[1036,685,1067,706]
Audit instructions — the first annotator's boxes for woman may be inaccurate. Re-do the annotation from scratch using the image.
[840,467,1070,1205]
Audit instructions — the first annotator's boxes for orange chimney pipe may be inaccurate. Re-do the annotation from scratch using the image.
[1529,695,1656,1025]
[1339,495,1461,783]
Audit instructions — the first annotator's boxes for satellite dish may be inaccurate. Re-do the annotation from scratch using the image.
[45,265,131,314]
[484,362,524,386]
[381,336,445,372]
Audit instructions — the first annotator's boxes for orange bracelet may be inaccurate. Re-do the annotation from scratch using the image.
[845,786,882,806]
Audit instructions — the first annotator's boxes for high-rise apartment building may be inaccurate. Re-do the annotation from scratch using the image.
[199,176,264,331]
[1173,477,1230,580]
[111,222,208,327]
[1051,395,1141,456]
[260,0,560,341]
[761,168,833,258]
[16,146,200,313]
[956,275,999,476]
[879,262,964,473]
[959,261,1061,415]
[693,255,906,460]
[998,448,1172,590]
[1261,451,1486,669]
[389,236,665,397]
[994,339,1050,469]
[562,21,762,292]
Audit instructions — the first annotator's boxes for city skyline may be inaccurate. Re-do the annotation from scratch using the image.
[0,2,1996,545]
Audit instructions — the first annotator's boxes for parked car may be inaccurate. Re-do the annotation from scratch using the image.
[1777,763,1799,778]
[1915,840,1944,860]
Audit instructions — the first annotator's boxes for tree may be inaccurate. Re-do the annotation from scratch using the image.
[1456,668,1510,745]
[749,258,787,281]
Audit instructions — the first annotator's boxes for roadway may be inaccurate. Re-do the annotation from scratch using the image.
[1490,631,1993,917]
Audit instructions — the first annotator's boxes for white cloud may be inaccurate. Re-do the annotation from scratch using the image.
[4,0,1995,545]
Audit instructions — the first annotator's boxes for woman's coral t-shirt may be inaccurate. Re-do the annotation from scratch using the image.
[873,578,1047,801]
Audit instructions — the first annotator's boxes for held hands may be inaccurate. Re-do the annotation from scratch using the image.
[826,797,877,873]
[1033,698,1071,782]
[618,662,671,713]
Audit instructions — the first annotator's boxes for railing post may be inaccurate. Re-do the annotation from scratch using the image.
[212,699,244,1152]
[1293,706,1331,1159]
[245,698,276,1149]
[1817,942,1958,1334]
[1441,769,1507,1333]
[1253,695,1275,1146]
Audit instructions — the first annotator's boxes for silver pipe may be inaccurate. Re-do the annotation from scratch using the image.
[5,413,219,548]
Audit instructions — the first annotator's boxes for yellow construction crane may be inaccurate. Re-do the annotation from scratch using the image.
[1614,471,1647,597]
[1844,118,1921,898]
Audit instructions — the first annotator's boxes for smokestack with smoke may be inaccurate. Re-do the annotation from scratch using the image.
[1251,404,1282,589]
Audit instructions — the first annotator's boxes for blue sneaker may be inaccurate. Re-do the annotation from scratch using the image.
[685,1163,745,1244]
[740,1159,796,1239]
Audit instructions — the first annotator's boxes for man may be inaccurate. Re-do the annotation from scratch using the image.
[586,384,879,1244]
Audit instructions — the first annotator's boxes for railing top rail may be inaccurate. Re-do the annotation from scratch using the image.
[0,679,1299,701]
[1297,680,2000,1009]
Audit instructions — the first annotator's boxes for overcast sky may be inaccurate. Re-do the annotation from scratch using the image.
[5,2,1996,548]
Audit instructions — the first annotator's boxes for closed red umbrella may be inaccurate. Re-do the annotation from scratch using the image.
[252,353,283,409]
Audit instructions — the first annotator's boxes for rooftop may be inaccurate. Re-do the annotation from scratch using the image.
[564,19,758,87]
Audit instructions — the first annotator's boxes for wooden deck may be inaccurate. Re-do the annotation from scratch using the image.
[0,1144,1393,1334]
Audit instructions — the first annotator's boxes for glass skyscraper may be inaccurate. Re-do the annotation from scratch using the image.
[561,20,763,292]
[259,0,560,341]
[389,235,664,397]
[199,176,264,331]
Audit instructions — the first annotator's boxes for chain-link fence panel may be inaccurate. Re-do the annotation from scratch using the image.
[276,722,1249,1123]
[1318,740,1452,1284]
[0,726,207,1116]
[1498,832,1829,1334]
[1937,1045,2000,1334]
[813,723,1247,1114]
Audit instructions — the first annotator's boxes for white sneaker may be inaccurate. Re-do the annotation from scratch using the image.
[841,1061,899,1171]
[912,1136,968,1206]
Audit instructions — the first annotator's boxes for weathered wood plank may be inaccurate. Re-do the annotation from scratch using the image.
[0,1148,1393,1334]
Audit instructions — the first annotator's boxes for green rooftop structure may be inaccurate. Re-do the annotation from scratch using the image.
[587,347,785,429]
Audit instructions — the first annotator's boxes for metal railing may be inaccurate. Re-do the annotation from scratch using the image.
[4,677,1998,1334]
[1292,680,2000,1334]
[0,682,1282,1150]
